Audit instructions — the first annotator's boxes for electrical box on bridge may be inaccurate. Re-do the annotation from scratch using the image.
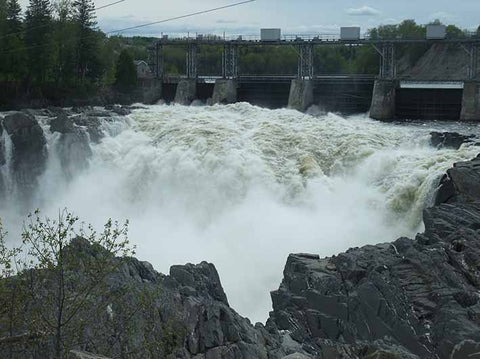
[261,28,281,41]
[340,27,361,40]
[426,25,446,39]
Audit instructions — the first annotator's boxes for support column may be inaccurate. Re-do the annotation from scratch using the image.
[222,44,239,79]
[297,44,314,80]
[369,79,397,120]
[461,81,480,121]
[373,43,396,79]
[212,79,237,104]
[174,79,197,105]
[186,43,198,79]
[142,79,163,104]
[288,79,314,112]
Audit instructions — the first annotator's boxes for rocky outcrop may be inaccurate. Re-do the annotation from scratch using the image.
[435,154,480,205]
[49,114,93,179]
[268,155,480,359]
[430,131,476,150]
[1,111,47,195]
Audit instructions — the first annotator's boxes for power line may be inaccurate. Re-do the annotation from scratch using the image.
[0,0,256,55]
[106,0,255,35]
[0,0,127,40]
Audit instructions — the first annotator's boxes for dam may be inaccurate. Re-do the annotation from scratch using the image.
[147,32,480,120]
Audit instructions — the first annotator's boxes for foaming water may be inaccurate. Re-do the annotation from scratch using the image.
[1,103,479,322]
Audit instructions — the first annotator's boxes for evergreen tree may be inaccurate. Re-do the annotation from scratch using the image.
[4,0,26,81]
[115,49,137,92]
[25,0,53,83]
[53,0,76,85]
[0,0,7,78]
[73,0,102,83]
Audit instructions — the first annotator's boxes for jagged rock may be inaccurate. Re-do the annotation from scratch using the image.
[430,131,475,150]
[269,155,480,359]
[73,115,104,143]
[105,105,131,116]
[0,123,5,166]
[282,353,312,359]
[435,154,480,204]
[49,114,93,179]
[50,113,75,134]
[1,111,47,195]
[70,351,112,359]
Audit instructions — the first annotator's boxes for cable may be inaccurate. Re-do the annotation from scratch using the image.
[0,0,256,55]
[106,0,255,35]
[0,0,127,40]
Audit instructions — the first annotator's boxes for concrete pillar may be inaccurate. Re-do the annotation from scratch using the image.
[369,79,397,120]
[142,79,162,104]
[461,81,480,121]
[212,79,237,105]
[174,79,197,105]
[288,79,314,112]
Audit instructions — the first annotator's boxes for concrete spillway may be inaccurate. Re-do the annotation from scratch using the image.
[156,77,479,121]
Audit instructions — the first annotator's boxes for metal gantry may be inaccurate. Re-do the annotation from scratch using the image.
[297,43,314,79]
[462,43,479,80]
[373,43,396,79]
[152,36,480,82]
[186,43,198,78]
[222,44,239,79]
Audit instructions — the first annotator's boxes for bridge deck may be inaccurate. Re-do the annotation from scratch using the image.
[156,37,480,47]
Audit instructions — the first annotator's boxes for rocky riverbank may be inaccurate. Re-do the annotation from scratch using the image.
[1,109,480,358]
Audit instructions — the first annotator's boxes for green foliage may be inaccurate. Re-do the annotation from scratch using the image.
[0,210,134,359]
[115,49,137,92]
[25,0,54,83]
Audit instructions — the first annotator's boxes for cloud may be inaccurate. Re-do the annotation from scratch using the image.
[346,6,381,17]
[429,11,456,23]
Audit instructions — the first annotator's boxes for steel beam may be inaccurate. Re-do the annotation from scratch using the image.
[462,43,479,80]
[297,44,314,79]
[373,43,396,79]
[186,43,198,79]
[222,44,239,79]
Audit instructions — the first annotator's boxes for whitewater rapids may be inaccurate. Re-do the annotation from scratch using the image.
[2,102,480,323]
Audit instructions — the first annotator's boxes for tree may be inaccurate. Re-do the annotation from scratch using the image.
[52,0,76,85]
[0,210,134,359]
[25,0,54,83]
[3,0,27,81]
[114,49,137,92]
[73,0,103,83]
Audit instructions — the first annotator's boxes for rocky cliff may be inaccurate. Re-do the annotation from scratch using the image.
[268,155,480,359]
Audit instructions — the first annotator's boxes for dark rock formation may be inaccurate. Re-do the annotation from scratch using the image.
[268,155,480,359]
[1,111,47,195]
[435,154,480,205]
[49,113,93,179]
[105,104,132,116]
[430,131,476,150]
[0,123,5,166]
[72,115,104,144]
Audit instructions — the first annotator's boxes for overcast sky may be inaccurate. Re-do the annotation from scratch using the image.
[18,0,480,36]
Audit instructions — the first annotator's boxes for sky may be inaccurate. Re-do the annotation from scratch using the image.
[17,0,480,37]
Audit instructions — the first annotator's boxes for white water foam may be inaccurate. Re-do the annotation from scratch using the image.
[1,103,479,323]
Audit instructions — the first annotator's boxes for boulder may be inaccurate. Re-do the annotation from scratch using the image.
[1,112,47,195]
[50,113,75,134]
[430,131,475,150]
[435,154,480,205]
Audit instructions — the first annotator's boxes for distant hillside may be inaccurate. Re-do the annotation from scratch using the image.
[398,43,477,80]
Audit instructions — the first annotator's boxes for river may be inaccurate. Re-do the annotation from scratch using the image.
[1,102,479,323]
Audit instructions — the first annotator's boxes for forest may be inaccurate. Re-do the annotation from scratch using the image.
[0,0,478,106]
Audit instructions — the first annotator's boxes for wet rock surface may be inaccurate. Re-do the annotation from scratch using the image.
[268,155,480,359]
[1,111,47,195]
[430,131,476,150]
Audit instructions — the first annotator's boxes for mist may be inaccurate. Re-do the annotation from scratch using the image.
[1,103,478,323]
